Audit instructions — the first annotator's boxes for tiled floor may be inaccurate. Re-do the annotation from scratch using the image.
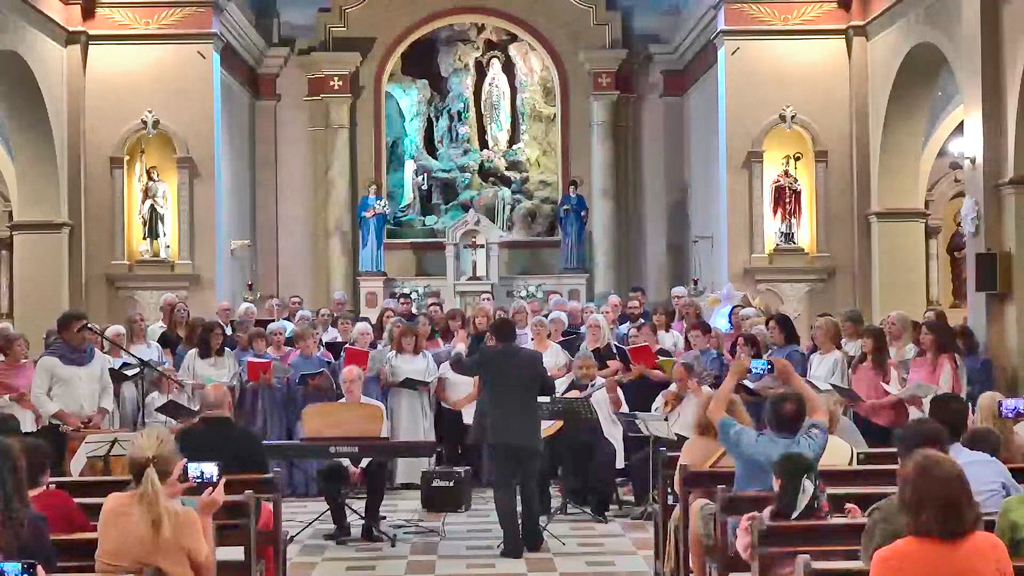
[282,490,655,576]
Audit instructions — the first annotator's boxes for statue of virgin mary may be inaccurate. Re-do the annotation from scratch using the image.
[481,53,512,152]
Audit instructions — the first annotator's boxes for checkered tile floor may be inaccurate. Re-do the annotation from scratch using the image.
[282,489,655,575]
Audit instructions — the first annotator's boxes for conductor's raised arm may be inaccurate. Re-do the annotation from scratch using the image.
[450,330,481,377]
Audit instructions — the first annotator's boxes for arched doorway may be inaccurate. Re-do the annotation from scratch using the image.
[374,9,569,239]
[872,42,961,319]
[0,49,65,339]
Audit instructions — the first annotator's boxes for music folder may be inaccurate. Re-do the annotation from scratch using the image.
[324,341,346,362]
[154,399,199,423]
[396,377,432,391]
[297,368,334,388]
[108,366,141,385]
[556,332,582,356]
[626,344,659,370]
[342,345,370,371]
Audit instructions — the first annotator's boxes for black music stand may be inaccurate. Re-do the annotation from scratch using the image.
[618,412,674,521]
[538,396,606,542]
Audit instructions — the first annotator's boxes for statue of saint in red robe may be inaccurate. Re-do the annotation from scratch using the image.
[770,154,803,246]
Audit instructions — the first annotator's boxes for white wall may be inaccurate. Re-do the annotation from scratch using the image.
[217,70,256,304]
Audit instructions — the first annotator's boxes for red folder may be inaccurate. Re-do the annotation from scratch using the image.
[342,346,370,371]
[246,357,272,382]
[626,344,659,370]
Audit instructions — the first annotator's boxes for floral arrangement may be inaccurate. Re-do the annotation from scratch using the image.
[373,197,390,215]
[511,283,544,301]
[393,283,432,304]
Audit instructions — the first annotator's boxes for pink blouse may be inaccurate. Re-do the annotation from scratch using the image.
[850,360,907,428]
[907,353,961,395]
[0,360,35,395]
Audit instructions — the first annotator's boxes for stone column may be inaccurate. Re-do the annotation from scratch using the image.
[303,53,362,303]
[925,220,941,307]
[999,178,1024,375]
[254,47,290,297]
[9,219,72,349]
[867,209,928,320]
[581,49,628,295]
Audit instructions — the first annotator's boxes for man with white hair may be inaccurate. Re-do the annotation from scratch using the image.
[566,301,584,332]
[549,297,569,316]
[318,366,388,543]
[146,293,179,342]
[215,302,234,337]
[332,291,349,317]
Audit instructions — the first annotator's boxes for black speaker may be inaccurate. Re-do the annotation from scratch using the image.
[975,251,1010,294]
[420,467,472,513]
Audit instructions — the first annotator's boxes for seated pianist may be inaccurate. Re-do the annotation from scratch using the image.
[318,365,388,544]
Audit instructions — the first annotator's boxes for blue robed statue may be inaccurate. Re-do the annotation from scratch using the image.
[358,181,389,274]
[557,179,588,271]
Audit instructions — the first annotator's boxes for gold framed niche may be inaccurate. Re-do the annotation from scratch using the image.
[123,130,179,262]
[761,124,816,254]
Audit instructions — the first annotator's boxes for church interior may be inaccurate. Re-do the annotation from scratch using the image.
[5,0,1024,574]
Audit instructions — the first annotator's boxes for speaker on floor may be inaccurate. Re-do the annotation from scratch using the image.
[421,467,473,513]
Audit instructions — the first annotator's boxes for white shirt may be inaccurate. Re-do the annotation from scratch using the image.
[527,341,571,374]
[554,375,630,468]
[651,383,712,439]
[144,389,194,428]
[889,342,919,363]
[321,327,342,343]
[219,320,233,337]
[516,328,533,347]
[338,394,388,469]
[807,349,851,389]
[146,321,167,343]
[128,341,167,367]
[179,348,239,401]
[438,361,476,425]
[31,354,115,423]
[657,330,686,356]
[841,338,862,359]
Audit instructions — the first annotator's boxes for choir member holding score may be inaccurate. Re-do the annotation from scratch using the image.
[384,323,438,487]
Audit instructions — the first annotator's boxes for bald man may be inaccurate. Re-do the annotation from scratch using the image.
[176,384,269,476]
[318,366,388,544]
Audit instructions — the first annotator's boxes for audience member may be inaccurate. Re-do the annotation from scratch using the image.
[963,426,1004,459]
[975,391,1024,464]
[0,333,38,433]
[929,393,1021,513]
[868,449,1012,576]
[0,437,56,572]
[22,437,91,535]
[95,426,225,576]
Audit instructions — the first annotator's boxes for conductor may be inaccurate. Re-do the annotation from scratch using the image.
[451,317,555,558]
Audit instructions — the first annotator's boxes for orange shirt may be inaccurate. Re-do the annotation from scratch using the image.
[95,491,209,576]
[869,532,1012,576]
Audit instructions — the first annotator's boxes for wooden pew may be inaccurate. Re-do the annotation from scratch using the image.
[54,492,260,575]
[52,473,286,576]
[854,449,897,466]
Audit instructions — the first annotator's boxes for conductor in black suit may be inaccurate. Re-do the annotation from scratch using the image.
[451,317,555,558]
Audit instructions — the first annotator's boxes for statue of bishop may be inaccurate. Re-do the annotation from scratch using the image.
[769,153,803,247]
[136,146,170,259]
[481,54,512,152]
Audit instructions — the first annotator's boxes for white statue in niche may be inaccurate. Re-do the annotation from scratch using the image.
[481,53,512,152]
[136,146,170,259]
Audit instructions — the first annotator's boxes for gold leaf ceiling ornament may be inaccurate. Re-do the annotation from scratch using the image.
[97,7,204,30]
[731,2,835,26]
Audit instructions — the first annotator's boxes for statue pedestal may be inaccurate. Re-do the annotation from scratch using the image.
[746,250,834,342]
[357,275,389,321]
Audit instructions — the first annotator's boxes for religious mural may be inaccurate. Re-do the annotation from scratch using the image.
[384,23,560,239]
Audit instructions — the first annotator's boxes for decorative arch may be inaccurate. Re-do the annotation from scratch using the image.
[373,7,571,187]
[876,41,960,209]
[747,112,830,256]
[919,103,964,206]
[108,117,197,266]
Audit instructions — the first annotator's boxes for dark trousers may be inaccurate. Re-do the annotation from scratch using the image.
[436,407,481,478]
[491,443,543,553]
[35,424,67,477]
[851,411,893,448]
[538,433,569,513]
[317,460,387,534]
[628,437,685,506]
[563,433,617,515]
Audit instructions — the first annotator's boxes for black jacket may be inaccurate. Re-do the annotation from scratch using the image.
[176,416,269,476]
[450,343,555,450]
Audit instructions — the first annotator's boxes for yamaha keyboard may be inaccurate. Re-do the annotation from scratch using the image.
[263,439,437,460]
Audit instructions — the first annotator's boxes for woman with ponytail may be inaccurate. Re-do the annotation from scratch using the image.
[95,427,224,576]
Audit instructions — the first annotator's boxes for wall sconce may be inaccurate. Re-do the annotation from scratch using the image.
[230,239,252,254]
[947,137,976,167]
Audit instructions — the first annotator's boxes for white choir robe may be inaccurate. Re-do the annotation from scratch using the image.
[385,350,438,484]
[554,375,630,469]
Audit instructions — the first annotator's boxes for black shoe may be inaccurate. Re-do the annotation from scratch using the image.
[525,540,545,553]
[500,547,524,559]
[592,510,609,523]
[360,529,385,543]
[323,524,351,541]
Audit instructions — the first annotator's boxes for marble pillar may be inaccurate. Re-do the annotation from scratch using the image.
[326,96,355,300]
[254,47,290,298]
[590,94,617,294]
[9,220,72,349]
[868,209,928,320]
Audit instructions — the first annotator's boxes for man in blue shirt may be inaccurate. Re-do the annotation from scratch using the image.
[930,393,1023,513]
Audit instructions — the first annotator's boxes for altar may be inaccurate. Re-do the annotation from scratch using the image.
[357,210,587,318]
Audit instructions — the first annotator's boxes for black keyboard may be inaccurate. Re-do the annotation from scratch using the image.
[263,439,437,460]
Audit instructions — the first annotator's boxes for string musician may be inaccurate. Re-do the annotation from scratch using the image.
[545,349,629,522]
[31,310,115,476]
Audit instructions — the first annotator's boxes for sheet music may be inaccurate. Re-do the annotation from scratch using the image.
[638,420,676,440]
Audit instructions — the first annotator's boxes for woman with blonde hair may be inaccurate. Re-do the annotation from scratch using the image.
[95,427,225,576]
[886,311,918,363]
[583,313,622,379]
[974,391,1024,464]
[509,299,532,346]
[807,316,850,389]
[526,316,571,379]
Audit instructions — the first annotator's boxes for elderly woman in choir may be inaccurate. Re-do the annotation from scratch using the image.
[886,311,919,363]
[839,308,865,359]
[266,321,294,363]
[806,316,850,389]
[582,302,598,319]
[345,321,384,402]
[547,311,568,342]
[236,302,258,325]
[0,332,39,433]
[509,299,532,346]
[383,323,438,487]
[526,316,571,379]
[294,310,313,331]
[584,313,623,379]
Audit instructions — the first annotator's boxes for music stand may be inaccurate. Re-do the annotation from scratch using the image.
[537,396,606,542]
[69,432,137,477]
[618,412,675,521]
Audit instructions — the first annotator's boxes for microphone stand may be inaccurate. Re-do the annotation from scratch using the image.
[81,323,188,390]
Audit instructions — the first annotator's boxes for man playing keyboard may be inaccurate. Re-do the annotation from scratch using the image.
[318,365,388,543]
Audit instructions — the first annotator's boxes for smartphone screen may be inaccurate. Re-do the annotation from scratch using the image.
[998,398,1024,419]
[0,562,37,576]
[183,461,221,485]
[749,359,775,376]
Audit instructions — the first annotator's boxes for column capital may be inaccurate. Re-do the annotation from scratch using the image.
[256,46,292,101]
[580,49,628,95]
[9,219,73,235]
[866,208,929,224]
[302,51,363,99]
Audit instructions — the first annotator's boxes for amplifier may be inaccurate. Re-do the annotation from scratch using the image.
[420,467,472,513]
